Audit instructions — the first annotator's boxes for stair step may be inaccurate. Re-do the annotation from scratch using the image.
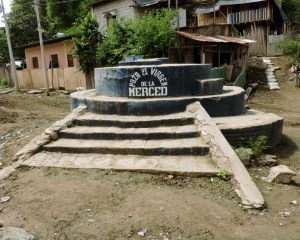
[43,138,210,156]
[59,125,200,140]
[75,112,195,127]
[22,152,220,176]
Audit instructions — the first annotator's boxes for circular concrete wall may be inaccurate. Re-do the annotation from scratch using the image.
[71,86,245,117]
[95,64,212,98]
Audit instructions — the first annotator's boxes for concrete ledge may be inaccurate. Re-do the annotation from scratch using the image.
[71,86,245,117]
[187,102,265,209]
[213,109,283,147]
[195,78,224,95]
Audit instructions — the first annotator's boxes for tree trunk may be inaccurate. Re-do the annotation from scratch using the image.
[86,69,95,89]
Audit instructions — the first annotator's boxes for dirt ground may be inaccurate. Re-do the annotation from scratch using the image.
[0,57,300,240]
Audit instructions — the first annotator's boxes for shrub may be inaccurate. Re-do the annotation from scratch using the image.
[0,78,9,87]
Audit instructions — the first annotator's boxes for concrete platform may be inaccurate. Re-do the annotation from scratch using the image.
[71,86,245,117]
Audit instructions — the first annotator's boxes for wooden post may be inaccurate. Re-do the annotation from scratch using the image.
[34,0,50,96]
[176,0,179,29]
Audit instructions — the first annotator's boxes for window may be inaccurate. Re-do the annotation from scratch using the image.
[49,54,59,68]
[67,54,74,67]
[104,10,117,28]
[32,57,39,69]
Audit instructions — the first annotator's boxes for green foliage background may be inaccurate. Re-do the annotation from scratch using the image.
[98,9,178,66]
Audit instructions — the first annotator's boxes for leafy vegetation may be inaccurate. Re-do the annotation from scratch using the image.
[282,0,300,24]
[46,0,94,32]
[0,78,9,87]
[277,34,300,65]
[217,170,230,181]
[72,13,102,75]
[98,9,178,66]
[0,29,9,66]
[234,136,269,157]
[8,0,51,59]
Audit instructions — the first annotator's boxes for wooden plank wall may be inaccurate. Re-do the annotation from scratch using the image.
[16,67,87,90]
[244,24,267,56]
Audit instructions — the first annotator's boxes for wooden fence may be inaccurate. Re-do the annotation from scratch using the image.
[16,67,87,90]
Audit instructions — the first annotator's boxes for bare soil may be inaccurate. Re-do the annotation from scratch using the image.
[0,57,300,240]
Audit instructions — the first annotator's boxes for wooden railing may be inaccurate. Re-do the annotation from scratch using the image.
[228,7,268,24]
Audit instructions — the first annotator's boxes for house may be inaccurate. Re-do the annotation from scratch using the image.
[192,0,288,56]
[17,35,87,90]
[90,0,187,31]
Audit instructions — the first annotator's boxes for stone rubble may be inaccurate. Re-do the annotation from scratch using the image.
[0,227,35,240]
[262,165,296,184]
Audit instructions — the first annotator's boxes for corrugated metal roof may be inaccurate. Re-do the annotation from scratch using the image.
[177,31,256,44]
[193,0,266,14]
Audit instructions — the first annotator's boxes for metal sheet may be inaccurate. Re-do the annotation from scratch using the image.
[177,31,256,44]
[135,0,168,6]
[193,0,266,14]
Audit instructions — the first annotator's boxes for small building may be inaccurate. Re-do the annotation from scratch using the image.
[193,0,288,56]
[17,35,87,90]
[90,0,187,31]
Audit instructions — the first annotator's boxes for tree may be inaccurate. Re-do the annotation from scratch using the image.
[97,19,137,66]
[282,0,300,24]
[98,9,178,66]
[46,0,94,32]
[72,12,102,88]
[8,0,51,59]
[0,29,9,66]
[133,9,178,57]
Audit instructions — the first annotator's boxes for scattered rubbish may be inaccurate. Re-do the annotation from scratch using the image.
[290,200,298,206]
[257,154,277,166]
[26,90,43,94]
[76,87,85,91]
[137,228,148,237]
[168,175,173,179]
[279,211,290,217]
[61,90,70,95]
[1,196,11,203]
[262,165,296,184]
[160,207,164,211]
[0,89,14,95]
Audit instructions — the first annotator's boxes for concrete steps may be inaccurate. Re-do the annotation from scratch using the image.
[22,152,220,176]
[74,112,195,127]
[43,138,210,156]
[59,125,200,140]
[42,111,212,168]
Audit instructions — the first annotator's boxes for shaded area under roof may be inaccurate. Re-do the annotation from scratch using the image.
[177,31,256,44]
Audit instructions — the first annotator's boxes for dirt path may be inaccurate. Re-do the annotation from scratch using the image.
[0,57,300,239]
